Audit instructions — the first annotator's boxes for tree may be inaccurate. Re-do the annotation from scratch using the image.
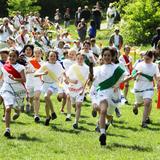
[118,0,160,45]
[7,0,41,16]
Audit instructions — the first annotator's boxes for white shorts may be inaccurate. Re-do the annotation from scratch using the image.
[134,89,154,104]
[41,82,63,97]
[70,93,85,104]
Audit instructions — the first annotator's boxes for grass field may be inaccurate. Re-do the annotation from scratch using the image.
[0,89,160,160]
[0,23,159,160]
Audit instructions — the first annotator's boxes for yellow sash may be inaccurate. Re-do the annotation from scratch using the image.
[72,64,86,86]
[41,65,62,87]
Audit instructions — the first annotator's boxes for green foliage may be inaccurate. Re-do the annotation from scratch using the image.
[118,0,160,45]
[7,0,41,16]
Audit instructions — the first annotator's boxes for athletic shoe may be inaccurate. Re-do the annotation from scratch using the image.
[51,112,57,120]
[125,101,129,105]
[34,116,40,123]
[92,110,97,117]
[115,107,121,118]
[12,113,20,120]
[99,134,106,146]
[141,122,148,128]
[145,117,152,124]
[45,117,51,126]
[133,107,138,115]
[73,123,78,129]
[65,117,71,121]
[4,130,11,138]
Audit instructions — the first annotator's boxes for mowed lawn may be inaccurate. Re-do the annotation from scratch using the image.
[0,23,159,160]
[0,89,160,160]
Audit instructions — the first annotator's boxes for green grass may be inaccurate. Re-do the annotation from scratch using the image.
[0,24,157,160]
[0,89,160,160]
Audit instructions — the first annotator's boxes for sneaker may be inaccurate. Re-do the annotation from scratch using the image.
[65,117,71,121]
[34,116,40,123]
[141,122,148,128]
[26,104,31,113]
[12,113,20,120]
[133,107,138,115]
[99,134,106,146]
[4,130,11,138]
[92,110,97,117]
[125,101,129,105]
[145,117,152,124]
[51,112,57,120]
[115,107,121,118]
[45,117,51,126]
[73,123,78,129]
[95,125,100,132]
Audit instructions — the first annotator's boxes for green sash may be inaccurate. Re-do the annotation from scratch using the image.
[141,73,153,81]
[132,70,153,81]
[97,66,125,91]
[84,55,90,66]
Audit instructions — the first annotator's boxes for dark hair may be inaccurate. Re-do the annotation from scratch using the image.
[145,50,154,59]
[46,50,58,61]
[83,40,91,47]
[22,44,34,56]
[9,49,27,66]
[124,45,131,51]
[101,47,112,57]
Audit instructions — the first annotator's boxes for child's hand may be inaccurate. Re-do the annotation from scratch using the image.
[9,74,15,80]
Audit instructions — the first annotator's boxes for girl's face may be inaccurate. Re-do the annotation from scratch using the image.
[124,47,130,55]
[34,49,42,59]
[68,51,76,60]
[0,52,8,62]
[102,50,112,64]
[9,51,18,64]
[25,47,33,57]
[77,54,84,65]
[49,52,57,63]
[84,43,90,51]
[144,55,152,64]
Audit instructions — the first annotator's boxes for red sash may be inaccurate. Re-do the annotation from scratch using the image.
[30,58,41,69]
[157,89,160,109]
[3,63,27,94]
[123,55,132,74]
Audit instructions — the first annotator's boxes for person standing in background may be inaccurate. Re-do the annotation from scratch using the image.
[75,7,82,27]
[151,27,160,49]
[80,6,91,23]
[64,8,71,28]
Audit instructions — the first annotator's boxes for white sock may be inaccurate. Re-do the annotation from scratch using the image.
[100,128,105,135]
[74,119,78,124]
[66,114,71,118]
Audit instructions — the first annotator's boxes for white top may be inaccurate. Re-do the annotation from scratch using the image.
[36,61,64,84]
[80,50,96,64]
[63,59,75,71]
[134,61,159,91]
[16,34,30,48]
[55,47,64,59]
[91,44,101,56]
[0,24,13,42]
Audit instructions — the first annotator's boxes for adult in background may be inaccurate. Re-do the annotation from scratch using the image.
[64,8,71,28]
[109,28,123,51]
[106,3,116,29]
[80,6,91,23]
[151,27,160,49]
[88,20,97,39]
[92,5,102,30]
[54,9,61,24]
[75,7,82,27]
[77,19,87,42]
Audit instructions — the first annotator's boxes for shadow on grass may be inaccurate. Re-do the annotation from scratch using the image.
[51,126,80,135]
[145,126,160,131]
[86,122,96,127]
[11,121,30,125]
[112,124,139,132]
[17,133,42,142]
[107,143,153,152]
[107,132,128,138]
[112,120,128,125]
[150,122,160,127]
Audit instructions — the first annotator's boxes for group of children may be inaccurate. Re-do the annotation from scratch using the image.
[0,42,160,146]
